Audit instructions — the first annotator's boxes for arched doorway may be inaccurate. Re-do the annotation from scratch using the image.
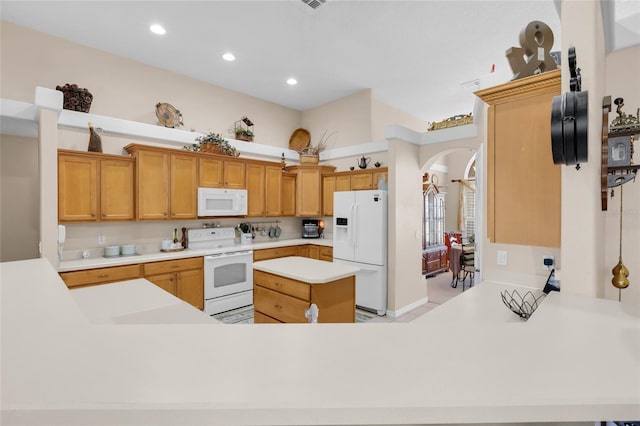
[421,146,482,301]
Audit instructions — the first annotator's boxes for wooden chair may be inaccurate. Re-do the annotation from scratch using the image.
[459,246,475,291]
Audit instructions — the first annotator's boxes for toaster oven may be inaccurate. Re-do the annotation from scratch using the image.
[302,219,323,239]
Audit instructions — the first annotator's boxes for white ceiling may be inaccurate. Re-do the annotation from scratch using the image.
[0,1,573,123]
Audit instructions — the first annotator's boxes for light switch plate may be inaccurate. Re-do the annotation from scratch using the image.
[497,251,508,266]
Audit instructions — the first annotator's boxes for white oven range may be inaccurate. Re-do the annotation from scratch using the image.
[187,227,253,315]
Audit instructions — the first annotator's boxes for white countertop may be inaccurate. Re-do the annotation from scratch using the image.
[58,237,332,272]
[2,258,639,425]
[253,256,359,283]
[70,278,219,324]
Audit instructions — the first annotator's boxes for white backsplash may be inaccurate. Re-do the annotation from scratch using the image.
[61,216,333,260]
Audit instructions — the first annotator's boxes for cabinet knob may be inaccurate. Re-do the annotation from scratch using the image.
[171,212,176,216]
[102,213,106,217]
[91,212,96,217]
[98,274,108,278]
[163,212,168,216]
[274,304,282,310]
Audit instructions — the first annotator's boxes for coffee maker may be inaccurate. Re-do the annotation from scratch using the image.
[302,219,324,238]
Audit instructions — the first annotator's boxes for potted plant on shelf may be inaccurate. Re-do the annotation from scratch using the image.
[186,132,240,157]
[234,128,254,142]
[297,130,335,164]
[234,116,254,142]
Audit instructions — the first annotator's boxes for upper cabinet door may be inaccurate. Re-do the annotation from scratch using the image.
[199,157,224,187]
[223,158,246,189]
[136,149,170,220]
[281,174,296,217]
[100,158,135,221]
[170,153,198,220]
[265,164,283,217]
[58,153,98,222]
[246,162,266,217]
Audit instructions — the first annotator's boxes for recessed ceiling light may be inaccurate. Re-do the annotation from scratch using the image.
[222,52,236,62]
[149,24,166,35]
[287,78,298,85]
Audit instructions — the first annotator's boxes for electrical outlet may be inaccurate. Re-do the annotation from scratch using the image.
[98,234,105,245]
[543,255,555,271]
[497,251,508,266]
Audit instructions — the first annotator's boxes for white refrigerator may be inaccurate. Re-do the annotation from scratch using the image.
[333,190,387,315]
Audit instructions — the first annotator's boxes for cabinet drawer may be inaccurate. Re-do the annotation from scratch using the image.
[253,310,282,323]
[426,251,441,261]
[254,286,309,323]
[254,270,310,301]
[143,257,203,275]
[427,259,441,272]
[319,246,333,262]
[60,264,142,288]
[253,246,298,261]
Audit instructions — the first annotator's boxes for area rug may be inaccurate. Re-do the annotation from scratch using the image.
[213,305,378,324]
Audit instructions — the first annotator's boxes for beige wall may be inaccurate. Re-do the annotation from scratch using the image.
[388,139,426,313]
[371,96,426,141]
[301,89,372,149]
[441,149,476,233]
[0,135,40,261]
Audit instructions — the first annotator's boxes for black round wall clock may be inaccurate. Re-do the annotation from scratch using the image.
[551,90,589,166]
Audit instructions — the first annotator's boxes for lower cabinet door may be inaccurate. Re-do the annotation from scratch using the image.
[147,273,176,295]
[254,285,309,323]
[176,269,204,310]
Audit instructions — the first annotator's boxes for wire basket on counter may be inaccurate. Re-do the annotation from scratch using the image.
[500,289,546,320]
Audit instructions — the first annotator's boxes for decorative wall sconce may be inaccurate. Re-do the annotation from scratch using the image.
[601,96,638,300]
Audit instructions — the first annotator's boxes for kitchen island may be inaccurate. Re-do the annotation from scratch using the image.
[2,258,639,425]
[253,256,359,323]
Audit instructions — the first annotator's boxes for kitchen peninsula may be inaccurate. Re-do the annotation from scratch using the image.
[253,256,358,323]
[2,258,639,425]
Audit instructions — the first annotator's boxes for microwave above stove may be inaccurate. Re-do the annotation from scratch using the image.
[302,219,324,239]
[197,188,247,217]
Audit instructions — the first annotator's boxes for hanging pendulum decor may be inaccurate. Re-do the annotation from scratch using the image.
[611,184,630,301]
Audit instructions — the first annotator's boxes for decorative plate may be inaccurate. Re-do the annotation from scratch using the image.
[289,128,311,152]
[155,102,183,128]
[431,174,439,185]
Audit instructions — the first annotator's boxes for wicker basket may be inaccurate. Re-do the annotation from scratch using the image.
[299,154,319,164]
[56,84,93,112]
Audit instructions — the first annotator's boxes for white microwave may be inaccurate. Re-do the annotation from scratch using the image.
[197,188,248,217]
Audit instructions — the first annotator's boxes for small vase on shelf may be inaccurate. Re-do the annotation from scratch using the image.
[87,122,103,153]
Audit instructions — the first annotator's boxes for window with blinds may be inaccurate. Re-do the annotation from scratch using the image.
[463,183,476,241]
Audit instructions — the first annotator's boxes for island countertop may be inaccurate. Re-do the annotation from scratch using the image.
[253,256,359,283]
[2,258,639,425]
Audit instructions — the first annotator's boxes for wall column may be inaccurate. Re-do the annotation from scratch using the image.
[387,137,427,316]
[559,0,606,297]
[38,108,59,266]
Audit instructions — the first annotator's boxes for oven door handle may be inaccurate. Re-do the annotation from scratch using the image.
[205,250,253,259]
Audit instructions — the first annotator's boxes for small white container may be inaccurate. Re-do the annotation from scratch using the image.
[240,233,253,244]
[121,244,136,255]
[104,245,120,257]
[161,239,173,250]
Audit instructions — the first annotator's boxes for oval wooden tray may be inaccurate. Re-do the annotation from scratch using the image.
[289,128,310,151]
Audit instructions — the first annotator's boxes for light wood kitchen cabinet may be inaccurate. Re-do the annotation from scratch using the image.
[144,257,204,310]
[281,173,296,216]
[253,270,354,323]
[319,246,333,262]
[285,165,336,217]
[198,156,246,189]
[422,245,447,276]
[350,172,373,190]
[60,264,142,288]
[246,162,266,217]
[322,175,336,216]
[254,246,299,261]
[58,150,134,222]
[125,144,198,220]
[476,69,561,247]
[321,168,387,216]
[265,164,283,217]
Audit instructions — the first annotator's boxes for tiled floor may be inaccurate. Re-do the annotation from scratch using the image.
[367,268,472,323]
